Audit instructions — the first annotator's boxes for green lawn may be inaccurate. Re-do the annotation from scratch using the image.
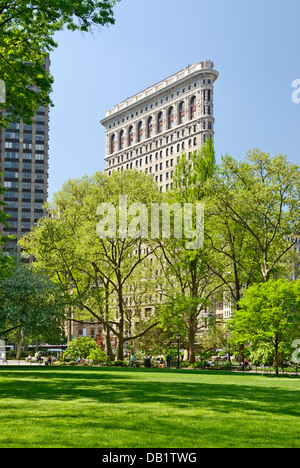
[0,366,299,448]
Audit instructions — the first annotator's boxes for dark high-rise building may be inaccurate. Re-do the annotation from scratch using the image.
[0,57,50,251]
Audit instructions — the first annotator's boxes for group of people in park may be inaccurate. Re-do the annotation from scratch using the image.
[25,352,55,365]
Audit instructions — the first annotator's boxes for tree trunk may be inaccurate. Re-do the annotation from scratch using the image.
[274,338,279,375]
[116,333,124,361]
[116,275,125,361]
[16,334,25,360]
[188,313,197,364]
[104,287,114,361]
[188,259,198,364]
[105,325,114,361]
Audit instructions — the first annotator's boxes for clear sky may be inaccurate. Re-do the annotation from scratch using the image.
[48,0,300,200]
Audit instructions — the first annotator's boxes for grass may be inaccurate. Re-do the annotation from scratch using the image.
[0,366,299,448]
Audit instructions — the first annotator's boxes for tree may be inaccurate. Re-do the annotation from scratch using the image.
[207,150,300,284]
[63,336,99,360]
[204,149,300,361]
[0,0,120,127]
[20,170,164,361]
[155,140,224,363]
[0,261,66,357]
[228,279,300,374]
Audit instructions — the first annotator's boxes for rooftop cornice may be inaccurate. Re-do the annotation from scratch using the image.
[100,61,218,127]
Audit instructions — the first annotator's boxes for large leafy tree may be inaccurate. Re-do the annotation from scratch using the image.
[205,150,300,361]
[0,261,66,357]
[229,279,300,374]
[208,150,300,284]
[0,0,119,127]
[20,170,164,361]
[155,140,224,363]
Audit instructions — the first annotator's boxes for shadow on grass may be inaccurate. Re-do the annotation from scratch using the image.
[0,366,299,420]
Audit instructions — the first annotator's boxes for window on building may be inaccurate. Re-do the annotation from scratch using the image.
[110,134,116,154]
[138,121,143,142]
[158,112,163,133]
[179,101,185,124]
[168,107,174,129]
[148,117,153,138]
[129,126,134,146]
[190,96,197,119]
[120,130,125,150]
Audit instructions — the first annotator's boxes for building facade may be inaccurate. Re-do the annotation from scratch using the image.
[0,58,50,251]
[101,60,219,191]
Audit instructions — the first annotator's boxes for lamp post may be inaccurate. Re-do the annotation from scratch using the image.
[176,333,181,369]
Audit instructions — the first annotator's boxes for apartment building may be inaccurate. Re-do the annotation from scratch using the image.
[101,60,219,191]
[0,57,50,251]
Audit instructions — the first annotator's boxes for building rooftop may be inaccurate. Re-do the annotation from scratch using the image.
[101,60,218,124]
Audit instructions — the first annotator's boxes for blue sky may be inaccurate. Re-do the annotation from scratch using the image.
[48,0,300,200]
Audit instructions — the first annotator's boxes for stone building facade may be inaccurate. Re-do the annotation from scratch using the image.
[101,60,219,191]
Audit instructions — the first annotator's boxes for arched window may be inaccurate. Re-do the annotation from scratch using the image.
[168,107,174,129]
[158,112,163,133]
[110,134,116,154]
[120,130,125,150]
[190,96,197,119]
[138,121,143,142]
[129,126,134,146]
[179,102,185,124]
[148,117,153,138]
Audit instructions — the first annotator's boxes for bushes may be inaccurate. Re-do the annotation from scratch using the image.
[64,337,99,360]
[111,360,128,367]
[87,348,108,365]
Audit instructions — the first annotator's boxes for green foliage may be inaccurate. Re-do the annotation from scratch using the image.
[20,170,163,361]
[0,261,66,340]
[157,139,221,363]
[64,337,99,360]
[249,344,275,367]
[207,150,300,284]
[229,279,300,373]
[0,0,120,127]
[87,347,108,365]
[111,360,128,367]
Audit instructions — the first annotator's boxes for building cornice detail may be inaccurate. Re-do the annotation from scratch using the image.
[101,61,218,127]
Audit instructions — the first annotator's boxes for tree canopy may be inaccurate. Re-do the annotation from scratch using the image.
[0,261,66,340]
[0,0,120,127]
[229,279,300,373]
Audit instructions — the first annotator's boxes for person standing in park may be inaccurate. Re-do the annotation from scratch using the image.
[130,354,135,367]
[166,354,171,369]
[1,351,6,364]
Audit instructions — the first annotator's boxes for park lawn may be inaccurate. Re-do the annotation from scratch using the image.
[0,367,299,448]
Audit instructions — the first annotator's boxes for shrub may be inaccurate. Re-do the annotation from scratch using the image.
[111,360,128,367]
[64,337,98,360]
[87,348,108,365]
